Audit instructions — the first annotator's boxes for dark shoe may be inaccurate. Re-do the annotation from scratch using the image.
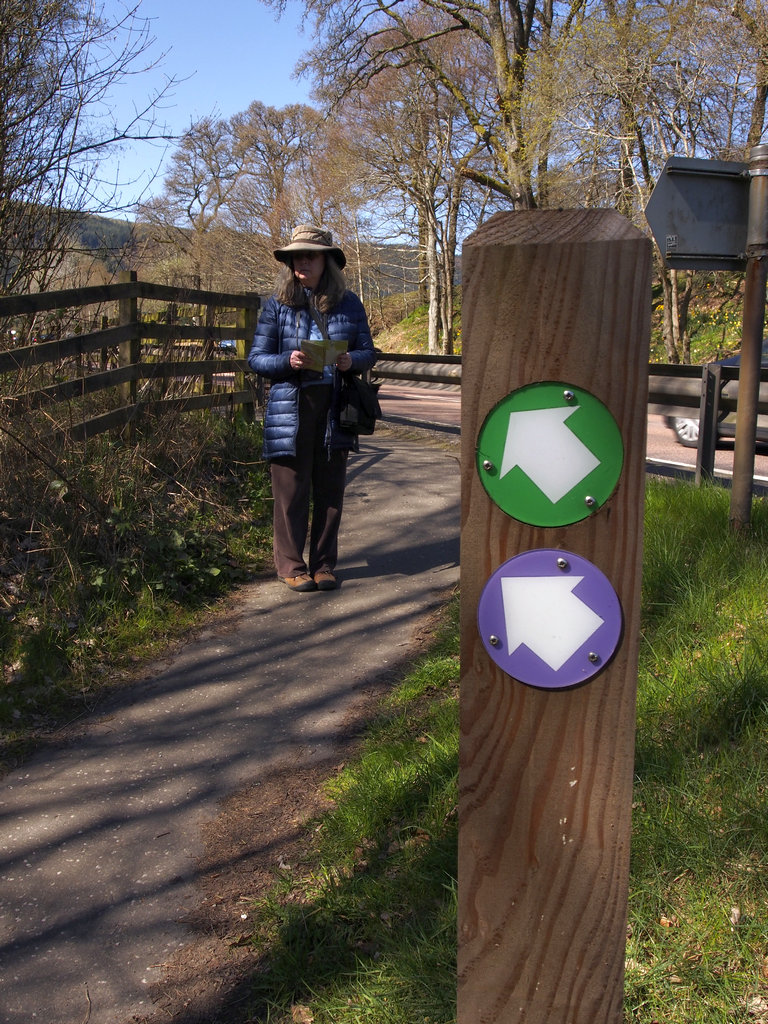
[313,570,337,591]
[280,573,317,592]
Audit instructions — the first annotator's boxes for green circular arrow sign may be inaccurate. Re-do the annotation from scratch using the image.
[476,382,624,526]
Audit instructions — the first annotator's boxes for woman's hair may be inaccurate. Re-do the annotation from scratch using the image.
[273,257,347,313]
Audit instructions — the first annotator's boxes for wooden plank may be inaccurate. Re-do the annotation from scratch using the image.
[458,210,651,1024]
[138,325,250,343]
[119,270,140,424]
[3,366,139,409]
[0,325,133,373]
[237,293,260,421]
[67,405,137,439]
[65,390,255,441]
[2,361,249,412]
[132,282,261,309]
[144,391,255,413]
[0,326,250,375]
[0,283,133,316]
[0,281,261,317]
[137,360,250,378]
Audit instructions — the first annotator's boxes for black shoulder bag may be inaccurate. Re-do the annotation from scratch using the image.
[338,371,382,435]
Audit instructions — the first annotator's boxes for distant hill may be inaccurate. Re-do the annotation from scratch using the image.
[70,213,139,273]
[73,213,135,251]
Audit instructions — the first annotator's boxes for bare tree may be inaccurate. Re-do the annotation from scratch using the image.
[0,0,176,296]
[730,0,768,149]
[283,0,588,208]
[226,102,324,287]
[546,0,765,361]
[140,101,367,296]
[138,116,239,289]
[337,62,486,351]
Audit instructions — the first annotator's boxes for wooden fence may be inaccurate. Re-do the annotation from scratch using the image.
[0,272,261,441]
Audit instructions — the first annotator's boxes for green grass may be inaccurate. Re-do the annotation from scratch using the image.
[375,298,462,355]
[242,598,460,1024]
[237,481,768,1024]
[0,410,273,769]
[628,481,768,1022]
[649,273,744,364]
[649,307,743,365]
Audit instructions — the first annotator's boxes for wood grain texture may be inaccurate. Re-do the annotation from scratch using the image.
[458,210,651,1024]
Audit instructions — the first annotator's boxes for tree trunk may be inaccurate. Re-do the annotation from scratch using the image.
[418,217,429,306]
[426,219,441,354]
[678,270,694,364]
[733,1,768,149]
[440,177,462,355]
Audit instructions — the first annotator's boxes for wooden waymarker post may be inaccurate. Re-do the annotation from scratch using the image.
[459,210,651,1023]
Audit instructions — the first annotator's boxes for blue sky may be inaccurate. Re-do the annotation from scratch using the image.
[98,0,312,208]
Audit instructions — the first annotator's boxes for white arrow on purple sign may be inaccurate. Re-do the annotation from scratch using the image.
[477,549,623,689]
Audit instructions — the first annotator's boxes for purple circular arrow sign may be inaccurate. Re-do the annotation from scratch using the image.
[477,549,623,690]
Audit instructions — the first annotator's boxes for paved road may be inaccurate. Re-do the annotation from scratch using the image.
[379,383,461,432]
[378,383,768,484]
[644,413,768,484]
[0,433,460,1024]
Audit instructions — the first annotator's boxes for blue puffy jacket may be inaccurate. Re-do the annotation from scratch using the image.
[248,291,377,460]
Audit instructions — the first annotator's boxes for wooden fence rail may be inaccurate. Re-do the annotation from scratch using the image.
[0,278,263,317]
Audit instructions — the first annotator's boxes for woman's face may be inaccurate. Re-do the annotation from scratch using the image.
[292,251,326,291]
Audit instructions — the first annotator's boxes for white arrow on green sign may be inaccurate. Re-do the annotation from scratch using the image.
[476,382,624,527]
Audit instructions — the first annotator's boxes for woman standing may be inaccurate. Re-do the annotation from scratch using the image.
[248,225,377,593]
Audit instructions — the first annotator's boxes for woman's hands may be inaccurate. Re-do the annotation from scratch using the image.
[289,349,352,371]
[289,349,311,370]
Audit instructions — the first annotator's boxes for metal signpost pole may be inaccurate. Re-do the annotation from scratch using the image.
[730,144,768,531]
[459,210,651,1023]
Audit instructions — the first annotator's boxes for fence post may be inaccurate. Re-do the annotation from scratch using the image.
[118,270,139,421]
[203,302,216,395]
[100,314,109,371]
[237,296,260,421]
[695,362,721,484]
[459,210,651,1024]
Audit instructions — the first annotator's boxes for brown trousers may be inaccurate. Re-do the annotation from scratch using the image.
[270,385,348,578]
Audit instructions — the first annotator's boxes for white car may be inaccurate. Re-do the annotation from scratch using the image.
[663,343,768,448]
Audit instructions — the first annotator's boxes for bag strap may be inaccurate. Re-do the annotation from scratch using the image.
[307,303,328,340]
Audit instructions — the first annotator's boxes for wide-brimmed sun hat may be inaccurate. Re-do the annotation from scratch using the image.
[274,224,347,269]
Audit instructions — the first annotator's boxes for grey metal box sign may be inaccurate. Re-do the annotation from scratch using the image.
[645,156,749,270]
